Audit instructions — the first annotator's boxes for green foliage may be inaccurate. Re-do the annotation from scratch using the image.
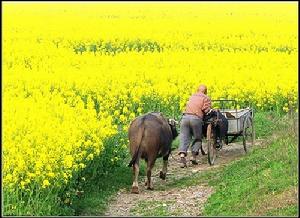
[3,184,75,216]
[72,39,163,55]
[71,38,296,56]
[254,110,281,138]
[72,165,133,215]
[202,136,298,216]
[141,95,182,120]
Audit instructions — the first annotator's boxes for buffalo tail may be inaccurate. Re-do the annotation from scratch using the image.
[128,118,145,167]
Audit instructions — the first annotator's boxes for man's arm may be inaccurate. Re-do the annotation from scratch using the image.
[202,96,212,114]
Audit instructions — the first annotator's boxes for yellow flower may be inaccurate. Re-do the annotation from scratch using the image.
[20,181,26,189]
[42,179,50,188]
[114,110,120,116]
[120,114,126,123]
[79,163,86,169]
[2,2,297,194]
[27,173,36,178]
[48,172,55,178]
[87,153,94,161]
[129,112,135,119]
[122,106,128,114]
[46,164,52,171]
[283,106,289,112]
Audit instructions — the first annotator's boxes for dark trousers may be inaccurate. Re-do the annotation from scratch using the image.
[178,114,203,156]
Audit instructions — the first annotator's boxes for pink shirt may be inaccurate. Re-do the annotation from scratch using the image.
[184,92,212,118]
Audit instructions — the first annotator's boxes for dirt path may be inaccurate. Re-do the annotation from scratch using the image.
[104,139,264,216]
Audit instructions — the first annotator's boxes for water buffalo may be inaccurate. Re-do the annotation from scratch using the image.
[128,112,178,194]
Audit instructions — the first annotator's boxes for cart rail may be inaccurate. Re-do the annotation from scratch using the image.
[211,100,254,135]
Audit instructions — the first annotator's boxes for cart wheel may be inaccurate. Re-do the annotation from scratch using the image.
[243,116,254,153]
[207,123,216,165]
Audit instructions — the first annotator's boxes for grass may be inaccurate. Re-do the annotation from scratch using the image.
[266,204,298,216]
[130,200,177,216]
[200,111,298,216]
[72,166,129,215]
[254,110,281,138]
[202,136,298,216]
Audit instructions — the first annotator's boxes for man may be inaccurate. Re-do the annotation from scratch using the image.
[178,84,213,168]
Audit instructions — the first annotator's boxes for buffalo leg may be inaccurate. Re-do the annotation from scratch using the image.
[146,159,155,190]
[131,162,139,194]
[160,154,169,180]
[144,159,148,186]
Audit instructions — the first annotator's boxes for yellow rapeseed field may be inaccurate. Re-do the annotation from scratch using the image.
[2,2,298,215]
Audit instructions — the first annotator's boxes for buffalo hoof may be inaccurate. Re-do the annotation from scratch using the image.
[159,171,166,180]
[131,186,139,194]
[190,160,199,165]
[147,186,154,190]
[200,149,207,156]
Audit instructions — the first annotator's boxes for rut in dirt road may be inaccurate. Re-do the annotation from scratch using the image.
[104,140,263,216]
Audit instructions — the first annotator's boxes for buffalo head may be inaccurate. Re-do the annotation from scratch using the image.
[168,118,178,139]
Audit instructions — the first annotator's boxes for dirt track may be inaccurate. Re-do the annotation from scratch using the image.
[104,139,264,216]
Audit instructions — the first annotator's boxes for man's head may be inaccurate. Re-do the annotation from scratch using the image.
[197,84,207,95]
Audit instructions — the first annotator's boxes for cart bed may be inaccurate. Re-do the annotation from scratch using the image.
[219,108,253,135]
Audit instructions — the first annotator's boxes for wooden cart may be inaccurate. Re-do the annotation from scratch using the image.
[205,100,255,165]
